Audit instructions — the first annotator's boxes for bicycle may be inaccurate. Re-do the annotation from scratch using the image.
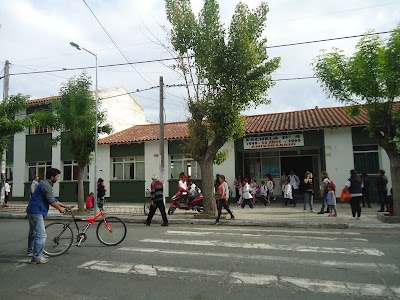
[43,206,127,257]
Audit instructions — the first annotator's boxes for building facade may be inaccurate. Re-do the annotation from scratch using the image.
[6,104,393,203]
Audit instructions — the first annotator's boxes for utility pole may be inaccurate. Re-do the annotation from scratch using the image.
[159,77,164,183]
[1,60,10,205]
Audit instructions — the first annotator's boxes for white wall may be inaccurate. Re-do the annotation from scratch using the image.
[145,140,168,196]
[51,130,61,197]
[94,144,111,197]
[379,146,392,191]
[12,120,27,197]
[324,127,354,187]
[99,87,147,135]
[213,141,236,190]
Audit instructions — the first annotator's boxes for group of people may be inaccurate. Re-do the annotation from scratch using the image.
[232,175,275,208]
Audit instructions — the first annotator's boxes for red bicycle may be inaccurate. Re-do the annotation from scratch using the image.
[43,206,127,257]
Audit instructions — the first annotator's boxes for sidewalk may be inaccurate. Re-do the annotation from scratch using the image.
[1,201,399,230]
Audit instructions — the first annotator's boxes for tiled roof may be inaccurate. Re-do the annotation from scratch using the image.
[99,121,190,144]
[99,105,379,145]
[27,95,61,105]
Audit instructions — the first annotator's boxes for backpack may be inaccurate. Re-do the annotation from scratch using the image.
[329,179,337,191]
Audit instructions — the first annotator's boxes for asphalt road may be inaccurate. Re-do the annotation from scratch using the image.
[0,219,399,300]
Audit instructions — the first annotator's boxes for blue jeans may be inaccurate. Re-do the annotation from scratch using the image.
[27,214,47,261]
[304,192,313,210]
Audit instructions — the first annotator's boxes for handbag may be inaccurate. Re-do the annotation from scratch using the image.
[340,190,351,202]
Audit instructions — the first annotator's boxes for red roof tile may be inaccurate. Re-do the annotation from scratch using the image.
[99,105,382,145]
[27,95,61,105]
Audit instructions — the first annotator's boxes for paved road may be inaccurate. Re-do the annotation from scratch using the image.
[0,219,399,299]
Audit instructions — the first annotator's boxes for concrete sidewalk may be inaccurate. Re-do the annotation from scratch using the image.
[1,200,399,230]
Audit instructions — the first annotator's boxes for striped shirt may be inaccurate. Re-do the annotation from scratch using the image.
[151,180,163,202]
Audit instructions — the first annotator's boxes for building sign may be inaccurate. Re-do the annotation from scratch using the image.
[244,134,304,149]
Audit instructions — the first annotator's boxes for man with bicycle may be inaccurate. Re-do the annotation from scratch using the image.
[26,168,68,264]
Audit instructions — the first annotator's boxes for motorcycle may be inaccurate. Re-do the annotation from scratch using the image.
[168,190,204,215]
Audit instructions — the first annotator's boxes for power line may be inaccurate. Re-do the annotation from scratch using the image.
[2,30,394,79]
[81,0,153,86]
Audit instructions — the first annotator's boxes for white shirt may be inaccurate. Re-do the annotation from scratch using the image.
[283,183,293,199]
[4,182,11,193]
[266,180,274,192]
[188,183,197,195]
[289,175,300,189]
[242,183,252,199]
[178,180,188,195]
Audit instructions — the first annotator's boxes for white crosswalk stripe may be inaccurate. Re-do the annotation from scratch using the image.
[139,238,384,256]
[78,260,400,298]
[165,230,369,241]
[116,247,399,273]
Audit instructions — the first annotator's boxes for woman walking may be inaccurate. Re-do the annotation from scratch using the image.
[303,171,315,212]
[214,175,235,225]
[317,171,331,214]
[241,178,254,209]
[343,169,363,220]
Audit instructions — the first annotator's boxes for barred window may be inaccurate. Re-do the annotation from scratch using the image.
[112,157,145,180]
[29,127,53,135]
[170,155,201,179]
[28,161,52,181]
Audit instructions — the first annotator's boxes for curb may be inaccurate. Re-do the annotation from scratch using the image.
[1,213,400,230]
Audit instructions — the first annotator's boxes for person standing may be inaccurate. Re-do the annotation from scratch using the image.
[26,168,67,264]
[303,171,315,212]
[289,171,300,195]
[317,171,331,214]
[326,184,337,217]
[260,181,269,206]
[3,179,11,207]
[282,179,293,207]
[145,174,168,226]
[241,178,254,209]
[280,172,288,196]
[214,175,235,225]
[266,174,274,203]
[361,173,371,208]
[97,178,106,209]
[30,176,40,199]
[234,176,241,203]
[343,169,363,220]
[376,169,388,212]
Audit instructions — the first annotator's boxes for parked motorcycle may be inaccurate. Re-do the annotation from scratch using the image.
[168,191,204,215]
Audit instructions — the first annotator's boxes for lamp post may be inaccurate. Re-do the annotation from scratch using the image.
[70,42,99,214]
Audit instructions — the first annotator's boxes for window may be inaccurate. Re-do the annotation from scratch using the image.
[28,161,52,181]
[112,157,145,180]
[29,126,52,135]
[63,161,88,181]
[6,165,13,181]
[353,145,379,175]
[170,155,201,179]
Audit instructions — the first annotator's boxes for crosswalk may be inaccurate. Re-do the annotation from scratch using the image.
[78,226,400,298]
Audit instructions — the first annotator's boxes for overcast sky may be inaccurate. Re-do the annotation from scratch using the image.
[1,0,399,124]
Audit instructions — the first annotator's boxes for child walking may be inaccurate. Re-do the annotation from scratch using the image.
[260,181,269,206]
[282,179,293,207]
[326,184,337,217]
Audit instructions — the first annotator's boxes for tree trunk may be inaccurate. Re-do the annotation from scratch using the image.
[77,166,85,211]
[199,159,217,216]
[387,151,400,216]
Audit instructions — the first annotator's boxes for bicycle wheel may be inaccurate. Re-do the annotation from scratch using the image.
[96,216,127,246]
[43,222,73,257]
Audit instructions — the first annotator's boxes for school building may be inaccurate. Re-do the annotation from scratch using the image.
[6,98,393,203]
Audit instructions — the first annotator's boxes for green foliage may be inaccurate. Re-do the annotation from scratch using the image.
[34,73,112,167]
[165,0,280,162]
[313,26,400,154]
[213,149,228,165]
[0,94,31,154]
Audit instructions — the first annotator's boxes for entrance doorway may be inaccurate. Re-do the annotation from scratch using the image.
[280,156,314,191]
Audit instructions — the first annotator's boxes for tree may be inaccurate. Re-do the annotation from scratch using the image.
[313,26,400,216]
[35,73,112,210]
[0,94,32,199]
[165,0,280,215]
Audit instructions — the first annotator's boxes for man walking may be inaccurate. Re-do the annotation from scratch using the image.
[26,168,67,264]
[145,174,168,226]
[376,169,388,212]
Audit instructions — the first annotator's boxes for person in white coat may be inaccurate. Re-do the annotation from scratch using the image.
[241,178,254,209]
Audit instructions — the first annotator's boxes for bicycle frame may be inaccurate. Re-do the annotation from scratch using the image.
[68,208,110,246]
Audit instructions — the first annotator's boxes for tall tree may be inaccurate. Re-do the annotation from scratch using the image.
[313,27,400,216]
[35,73,112,210]
[0,94,32,192]
[165,0,280,215]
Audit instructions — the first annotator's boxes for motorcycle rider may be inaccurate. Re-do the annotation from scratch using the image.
[178,174,189,205]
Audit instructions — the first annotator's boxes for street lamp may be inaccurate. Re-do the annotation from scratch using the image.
[70,41,99,214]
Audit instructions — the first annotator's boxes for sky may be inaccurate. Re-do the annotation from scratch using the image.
[0,0,399,124]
